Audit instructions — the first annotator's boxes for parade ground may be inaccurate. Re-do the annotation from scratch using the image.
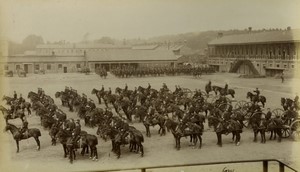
[0,73,299,172]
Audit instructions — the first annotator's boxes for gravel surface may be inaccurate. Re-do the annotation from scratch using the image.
[0,73,299,172]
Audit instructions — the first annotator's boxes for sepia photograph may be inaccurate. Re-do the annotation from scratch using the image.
[0,0,299,171]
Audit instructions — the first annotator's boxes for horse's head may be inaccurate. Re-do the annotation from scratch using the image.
[246,92,252,99]
[55,92,60,98]
[280,97,286,105]
[91,88,97,94]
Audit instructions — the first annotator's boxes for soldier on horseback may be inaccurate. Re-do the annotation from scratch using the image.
[19,120,29,138]
[71,119,81,148]
[253,88,260,99]
[124,83,128,91]
[13,91,18,100]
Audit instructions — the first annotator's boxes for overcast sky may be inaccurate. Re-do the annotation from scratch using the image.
[1,0,300,43]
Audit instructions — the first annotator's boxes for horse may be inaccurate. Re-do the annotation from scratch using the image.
[4,123,41,153]
[165,118,202,150]
[143,114,166,137]
[2,96,14,105]
[0,105,26,123]
[91,88,105,104]
[249,113,267,143]
[19,102,32,115]
[114,129,144,158]
[212,85,223,95]
[246,92,266,107]
[281,98,294,111]
[81,134,98,161]
[208,116,242,147]
[55,91,69,107]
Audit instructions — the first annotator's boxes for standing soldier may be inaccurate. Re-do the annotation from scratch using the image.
[281,72,284,83]
[82,93,87,105]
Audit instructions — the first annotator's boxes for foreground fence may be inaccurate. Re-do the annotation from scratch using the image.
[95,159,297,172]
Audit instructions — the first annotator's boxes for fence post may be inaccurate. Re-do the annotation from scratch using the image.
[263,161,268,172]
[279,162,285,172]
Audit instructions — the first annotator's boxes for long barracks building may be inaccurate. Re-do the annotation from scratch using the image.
[0,43,180,74]
[207,28,300,76]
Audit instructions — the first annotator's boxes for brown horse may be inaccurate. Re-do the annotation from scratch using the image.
[4,123,41,153]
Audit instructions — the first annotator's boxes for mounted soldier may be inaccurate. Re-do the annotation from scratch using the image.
[19,120,29,138]
[71,119,81,148]
[253,88,260,99]
[13,91,18,100]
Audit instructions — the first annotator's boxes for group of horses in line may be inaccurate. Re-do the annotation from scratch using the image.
[1,81,299,164]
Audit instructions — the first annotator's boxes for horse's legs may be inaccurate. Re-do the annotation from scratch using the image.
[34,137,41,150]
[63,144,67,158]
[27,107,31,115]
[253,130,257,142]
[232,132,236,142]
[69,147,73,163]
[198,134,202,149]
[15,140,20,153]
[217,133,222,147]
[236,133,241,145]
[139,143,144,157]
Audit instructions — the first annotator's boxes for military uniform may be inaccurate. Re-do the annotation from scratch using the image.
[20,121,29,138]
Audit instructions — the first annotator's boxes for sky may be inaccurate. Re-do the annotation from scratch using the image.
[1,0,300,43]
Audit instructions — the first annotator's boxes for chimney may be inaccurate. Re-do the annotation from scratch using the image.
[287,26,291,31]
[217,32,223,38]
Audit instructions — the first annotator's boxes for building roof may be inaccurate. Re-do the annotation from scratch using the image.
[2,48,178,63]
[36,43,131,49]
[208,29,300,45]
[87,49,178,62]
[132,45,159,50]
[1,56,85,63]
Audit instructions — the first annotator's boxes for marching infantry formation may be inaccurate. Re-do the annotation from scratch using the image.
[1,81,300,164]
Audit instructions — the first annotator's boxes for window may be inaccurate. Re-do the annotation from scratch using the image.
[4,65,8,70]
[269,64,272,67]
[58,64,62,69]
[76,64,81,68]
[35,64,40,70]
[16,65,20,70]
[47,64,51,70]
[277,64,280,68]
[263,64,266,67]
[284,65,287,68]
[257,63,259,67]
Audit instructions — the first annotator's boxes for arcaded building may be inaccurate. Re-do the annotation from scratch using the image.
[207,28,300,76]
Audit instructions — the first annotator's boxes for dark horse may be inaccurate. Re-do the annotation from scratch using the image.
[249,112,267,143]
[143,114,166,137]
[4,123,41,153]
[246,92,266,108]
[0,105,26,123]
[208,116,242,147]
[281,98,294,111]
[165,118,202,150]
[55,128,77,163]
[81,134,99,161]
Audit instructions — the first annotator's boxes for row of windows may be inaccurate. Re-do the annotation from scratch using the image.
[14,64,82,70]
[209,60,295,68]
[210,44,297,56]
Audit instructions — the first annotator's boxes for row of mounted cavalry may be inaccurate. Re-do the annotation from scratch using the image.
[1,81,300,164]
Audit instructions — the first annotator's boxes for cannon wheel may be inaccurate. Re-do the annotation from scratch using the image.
[290,120,300,141]
[271,108,285,118]
[281,126,291,138]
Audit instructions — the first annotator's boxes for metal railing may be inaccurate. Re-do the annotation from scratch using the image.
[94,159,297,172]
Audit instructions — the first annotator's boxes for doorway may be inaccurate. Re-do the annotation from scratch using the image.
[63,67,67,73]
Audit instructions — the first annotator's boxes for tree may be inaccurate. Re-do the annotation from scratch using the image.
[22,34,44,50]
[94,36,115,44]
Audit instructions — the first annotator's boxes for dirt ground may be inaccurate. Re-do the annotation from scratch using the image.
[0,73,299,172]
